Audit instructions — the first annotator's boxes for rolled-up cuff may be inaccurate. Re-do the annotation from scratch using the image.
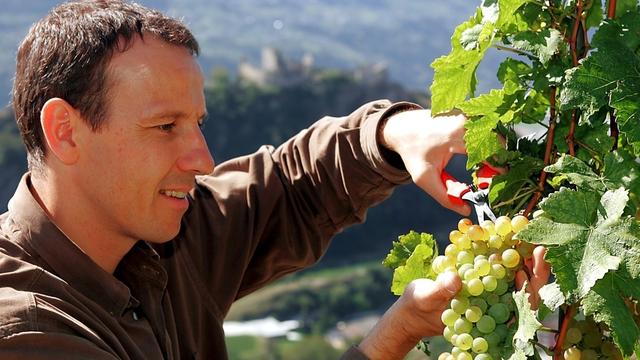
[360,101,422,185]
[339,345,371,360]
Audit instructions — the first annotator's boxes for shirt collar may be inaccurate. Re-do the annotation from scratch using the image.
[7,173,162,316]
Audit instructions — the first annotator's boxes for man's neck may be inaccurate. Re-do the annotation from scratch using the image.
[29,174,135,274]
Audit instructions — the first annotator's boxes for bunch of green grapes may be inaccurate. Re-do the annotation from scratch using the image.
[432,215,531,360]
[563,317,623,360]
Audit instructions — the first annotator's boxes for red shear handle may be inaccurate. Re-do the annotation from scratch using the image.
[476,164,500,189]
[440,171,471,206]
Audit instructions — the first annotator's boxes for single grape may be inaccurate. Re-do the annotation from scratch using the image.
[444,326,455,342]
[488,234,503,249]
[464,268,480,281]
[484,293,499,305]
[452,347,463,357]
[472,337,489,353]
[502,249,521,268]
[475,259,491,276]
[446,244,461,257]
[511,215,529,233]
[454,318,473,334]
[442,308,460,327]
[458,251,475,265]
[499,292,514,311]
[488,303,510,324]
[451,297,470,315]
[457,351,473,360]
[504,269,516,282]
[467,225,485,241]
[488,253,502,264]
[439,352,452,360]
[565,327,582,344]
[484,332,501,347]
[477,315,496,334]
[494,216,512,236]
[470,298,488,313]
[465,306,482,323]
[466,278,484,296]
[564,347,581,360]
[489,264,506,279]
[457,333,473,350]
[458,218,473,233]
[482,275,498,292]
[458,235,472,250]
[494,279,509,296]
[470,328,482,338]
[450,230,463,244]
[480,220,495,236]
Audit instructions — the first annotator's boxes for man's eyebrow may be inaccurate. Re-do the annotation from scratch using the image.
[141,110,208,122]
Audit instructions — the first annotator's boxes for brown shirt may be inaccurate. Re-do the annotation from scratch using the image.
[0,100,417,359]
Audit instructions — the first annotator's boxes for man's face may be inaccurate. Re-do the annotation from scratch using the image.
[74,35,214,244]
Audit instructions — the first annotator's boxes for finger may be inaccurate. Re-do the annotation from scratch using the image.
[415,167,471,216]
[515,269,528,291]
[410,271,462,305]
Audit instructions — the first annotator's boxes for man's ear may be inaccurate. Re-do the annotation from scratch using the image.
[40,98,81,165]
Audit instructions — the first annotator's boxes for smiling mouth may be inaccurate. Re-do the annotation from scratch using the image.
[160,190,188,199]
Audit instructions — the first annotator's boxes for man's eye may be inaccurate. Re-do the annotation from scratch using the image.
[157,123,176,132]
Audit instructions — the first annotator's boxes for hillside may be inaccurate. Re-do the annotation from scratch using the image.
[0,0,503,108]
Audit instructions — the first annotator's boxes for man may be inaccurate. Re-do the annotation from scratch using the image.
[0,1,548,359]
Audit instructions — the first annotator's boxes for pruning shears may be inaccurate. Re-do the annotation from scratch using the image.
[440,164,500,223]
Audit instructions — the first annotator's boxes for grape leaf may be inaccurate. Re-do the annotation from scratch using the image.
[497,58,532,94]
[545,153,640,211]
[389,243,437,296]
[464,114,504,168]
[582,269,640,357]
[431,12,493,114]
[512,285,542,352]
[511,29,563,64]
[496,0,530,30]
[383,230,437,269]
[544,155,607,192]
[516,188,640,301]
[383,231,438,295]
[591,14,640,51]
[560,19,640,153]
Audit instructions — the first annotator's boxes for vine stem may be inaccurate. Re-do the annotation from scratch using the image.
[524,86,558,218]
[566,0,586,156]
[607,0,620,149]
[553,304,577,360]
[608,0,617,18]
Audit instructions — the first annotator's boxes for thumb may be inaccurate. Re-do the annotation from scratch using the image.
[410,271,462,303]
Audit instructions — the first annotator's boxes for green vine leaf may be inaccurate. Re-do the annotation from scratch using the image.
[463,114,504,168]
[512,285,542,353]
[516,188,640,301]
[511,29,563,64]
[383,231,437,295]
[582,269,640,357]
[430,11,492,114]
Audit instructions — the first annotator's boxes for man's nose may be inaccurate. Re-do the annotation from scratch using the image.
[177,128,215,175]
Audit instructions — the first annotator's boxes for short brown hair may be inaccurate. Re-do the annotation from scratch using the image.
[12,0,200,169]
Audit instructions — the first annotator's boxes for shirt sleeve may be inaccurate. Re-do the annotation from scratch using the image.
[0,332,119,360]
[172,100,421,315]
